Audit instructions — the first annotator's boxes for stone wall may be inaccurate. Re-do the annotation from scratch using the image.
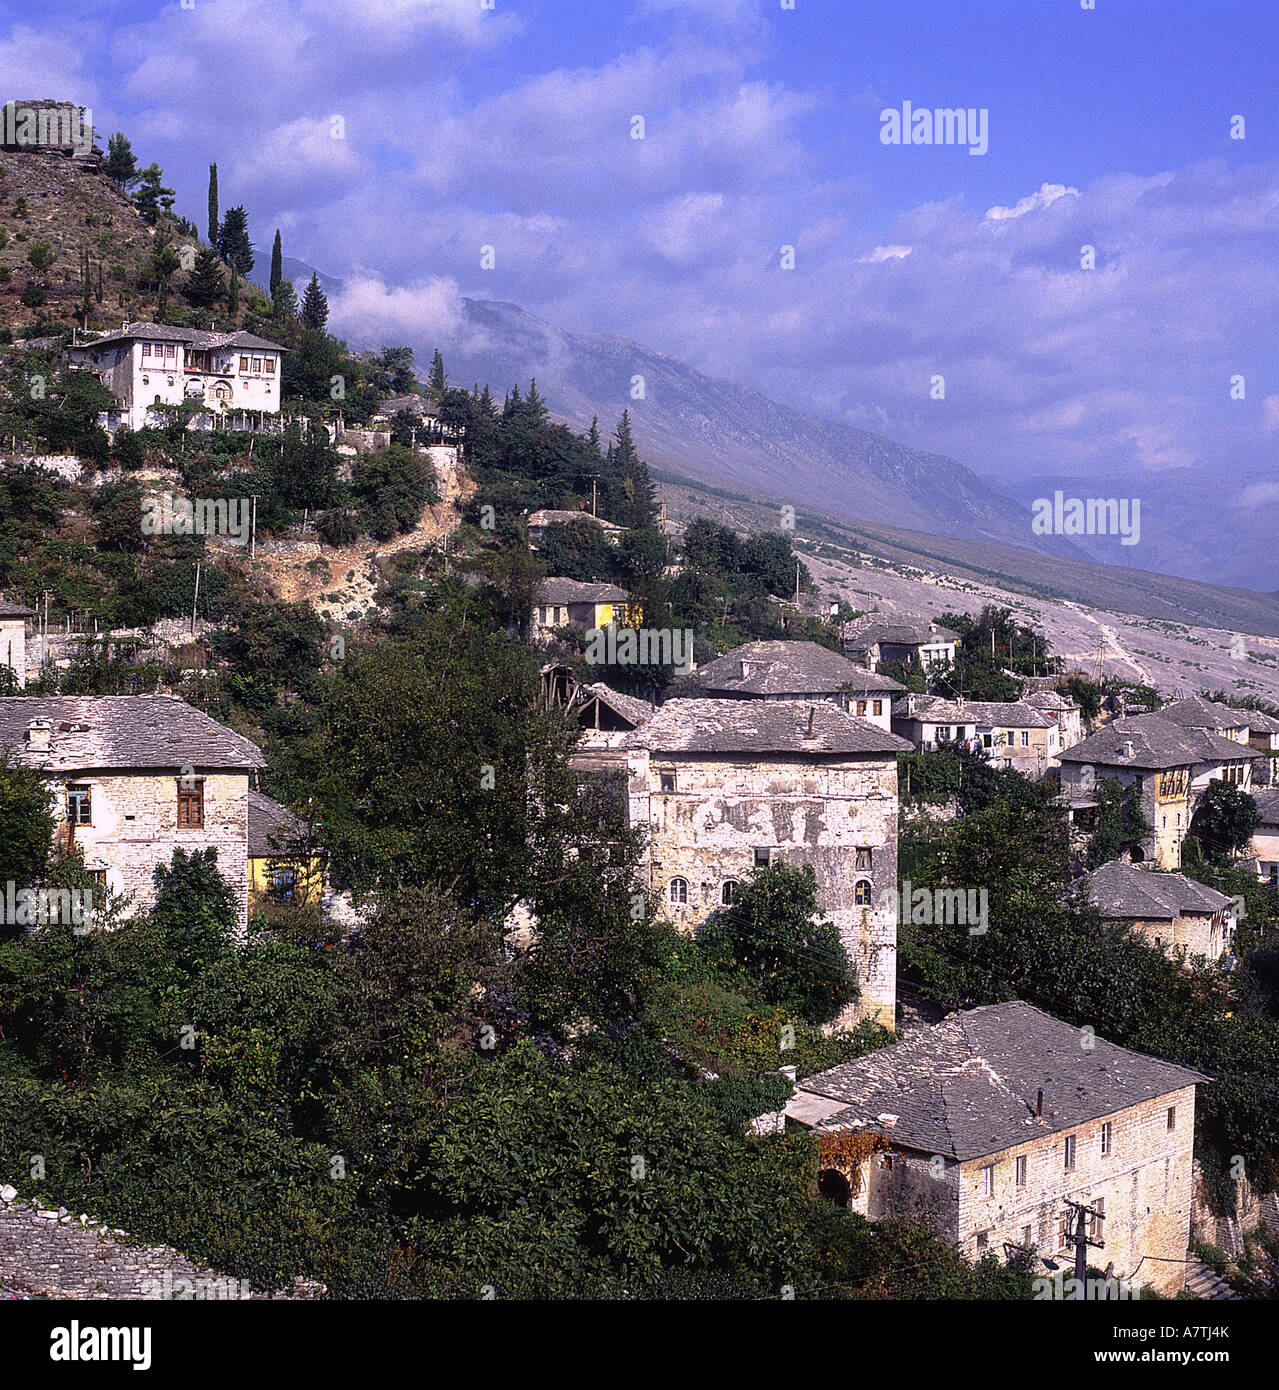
[628,747,899,1026]
[0,1185,322,1299]
[57,770,252,928]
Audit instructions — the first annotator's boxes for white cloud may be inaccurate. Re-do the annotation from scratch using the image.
[985,182,1079,221]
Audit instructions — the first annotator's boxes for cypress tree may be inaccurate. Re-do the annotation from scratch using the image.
[229,264,239,317]
[269,229,283,297]
[427,349,447,398]
[207,162,218,245]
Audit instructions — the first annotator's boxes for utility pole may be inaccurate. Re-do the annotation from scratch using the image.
[591,478,597,517]
[1062,1198,1105,1286]
[795,560,800,606]
[250,494,258,559]
[191,561,201,636]
[41,589,51,671]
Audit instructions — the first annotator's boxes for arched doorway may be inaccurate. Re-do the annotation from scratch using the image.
[818,1168,851,1207]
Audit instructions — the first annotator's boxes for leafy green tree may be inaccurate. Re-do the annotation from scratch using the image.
[216,205,254,276]
[0,754,55,915]
[147,227,181,314]
[272,276,297,321]
[300,272,328,331]
[427,348,446,398]
[151,847,237,978]
[25,239,55,272]
[698,863,857,1023]
[1190,781,1260,862]
[213,600,325,704]
[269,425,341,511]
[1062,675,1102,724]
[1085,778,1152,869]
[103,132,139,189]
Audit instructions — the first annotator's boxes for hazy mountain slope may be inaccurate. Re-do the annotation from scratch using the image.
[987,468,1279,593]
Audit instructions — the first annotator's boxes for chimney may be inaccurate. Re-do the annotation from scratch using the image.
[804,706,816,739]
[1035,1088,1043,1117]
[25,719,51,751]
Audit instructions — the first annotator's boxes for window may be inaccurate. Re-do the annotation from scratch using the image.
[936,725,952,743]
[854,879,872,906]
[1015,1154,1027,1187]
[1100,1122,1112,1156]
[66,783,92,824]
[856,700,867,716]
[1020,731,1029,747]
[981,1164,995,1197]
[272,866,296,904]
[753,848,772,869]
[165,343,175,359]
[176,779,204,829]
[1063,1134,1076,1171]
[669,877,688,905]
[1021,1225,1032,1249]
[974,1231,988,1250]
[721,880,739,906]
[854,847,872,871]
[1166,1106,1176,1131]
[240,355,250,372]
[982,733,993,748]
[88,869,106,889]
[659,771,676,793]
[141,342,151,358]
[1087,1197,1105,1240]
[251,357,262,373]
[264,357,275,374]
[872,700,882,717]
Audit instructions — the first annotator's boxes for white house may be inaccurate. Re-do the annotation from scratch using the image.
[67,322,286,432]
[0,599,33,689]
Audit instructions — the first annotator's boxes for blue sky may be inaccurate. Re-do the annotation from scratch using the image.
[8,0,1279,487]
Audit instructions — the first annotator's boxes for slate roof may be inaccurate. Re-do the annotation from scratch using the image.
[0,696,266,772]
[622,698,914,756]
[247,790,311,858]
[891,695,1054,728]
[1024,689,1079,713]
[789,1001,1207,1160]
[536,578,630,605]
[1083,861,1232,920]
[700,640,904,697]
[76,322,286,353]
[843,614,960,649]
[1159,694,1279,737]
[577,681,653,728]
[528,509,626,532]
[1057,713,1258,770]
[0,600,33,618]
[1251,787,1279,829]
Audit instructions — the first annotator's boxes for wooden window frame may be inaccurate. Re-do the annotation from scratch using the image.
[177,778,205,829]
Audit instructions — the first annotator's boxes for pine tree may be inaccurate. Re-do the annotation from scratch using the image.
[216,205,254,277]
[587,415,602,456]
[524,378,548,424]
[184,246,225,309]
[149,228,181,315]
[229,265,240,317]
[427,348,447,398]
[207,162,219,245]
[300,271,328,330]
[269,229,283,297]
[103,133,138,189]
[133,164,175,225]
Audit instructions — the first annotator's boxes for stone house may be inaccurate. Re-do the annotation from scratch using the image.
[1057,714,1257,870]
[0,695,265,928]
[0,600,32,689]
[526,509,627,549]
[698,640,904,732]
[1024,688,1085,750]
[1249,787,1279,887]
[1082,860,1235,962]
[891,695,1061,772]
[785,1000,1207,1295]
[615,698,912,1026]
[67,322,286,432]
[532,578,631,635]
[1157,694,1279,787]
[247,790,324,909]
[842,614,959,672]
